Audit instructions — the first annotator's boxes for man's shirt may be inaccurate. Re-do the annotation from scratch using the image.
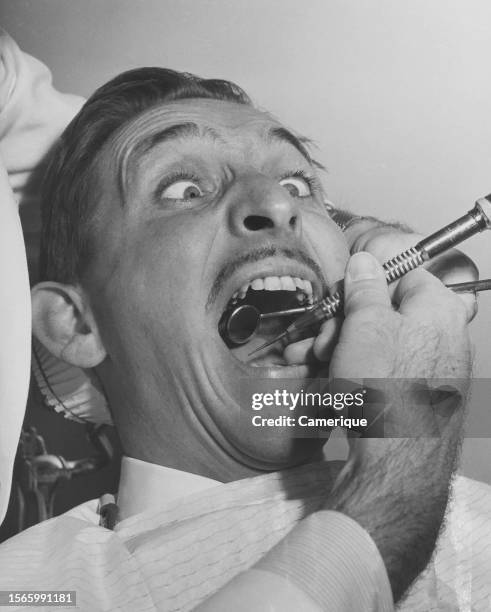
[2,454,491,610]
[1,458,395,611]
[119,456,221,520]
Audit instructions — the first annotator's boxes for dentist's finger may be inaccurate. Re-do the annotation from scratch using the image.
[425,250,478,322]
[394,267,468,328]
[326,252,395,378]
[342,252,392,317]
[312,318,342,362]
[283,336,316,365]
[283,318,340,365]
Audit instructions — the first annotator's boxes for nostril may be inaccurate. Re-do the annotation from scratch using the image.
[289,215,297,229]
[244,215,275,231]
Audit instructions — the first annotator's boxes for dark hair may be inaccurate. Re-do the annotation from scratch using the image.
[39,68,251,283]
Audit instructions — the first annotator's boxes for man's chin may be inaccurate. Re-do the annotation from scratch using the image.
[196,328,331,468]
[232,428,326,471]
[222,366,328,469]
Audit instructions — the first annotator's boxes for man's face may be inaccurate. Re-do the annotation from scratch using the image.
[85,98,349,474]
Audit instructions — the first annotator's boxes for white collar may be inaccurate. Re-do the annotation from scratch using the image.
[117,456,220,520]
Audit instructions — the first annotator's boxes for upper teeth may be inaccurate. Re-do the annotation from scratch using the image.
[232,275,314,304]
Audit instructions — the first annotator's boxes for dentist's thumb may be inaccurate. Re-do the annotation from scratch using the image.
[325,252,395,379]
[343,252,391,316]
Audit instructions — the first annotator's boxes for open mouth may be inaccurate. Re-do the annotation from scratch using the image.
[218,273,319,368]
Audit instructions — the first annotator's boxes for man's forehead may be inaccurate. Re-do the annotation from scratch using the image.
[105,98,315,200]
[114,98,284,148]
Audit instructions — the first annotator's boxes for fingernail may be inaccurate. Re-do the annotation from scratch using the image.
[346,252,379,281]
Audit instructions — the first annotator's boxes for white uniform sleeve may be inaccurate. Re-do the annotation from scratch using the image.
[254,510,394,611]
[198,510,394,611]
[0,29,83,524]
[0,28,84,202]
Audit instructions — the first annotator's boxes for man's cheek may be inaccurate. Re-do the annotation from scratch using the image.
[305,225,349,285]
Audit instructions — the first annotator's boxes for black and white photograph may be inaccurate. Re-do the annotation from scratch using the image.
[0,1,490,610]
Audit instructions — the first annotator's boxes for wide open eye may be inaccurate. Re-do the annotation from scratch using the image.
[279,175,312,198]
[162,180,204,200]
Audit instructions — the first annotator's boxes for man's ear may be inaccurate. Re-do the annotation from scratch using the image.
[31,282,106,368]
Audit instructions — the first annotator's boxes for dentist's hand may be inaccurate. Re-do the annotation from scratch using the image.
[320,252,471,601]
[348,225,479,321]
[283,228,477,367]
[328,251,472,382]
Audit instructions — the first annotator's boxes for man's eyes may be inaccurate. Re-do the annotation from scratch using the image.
[159,171,316,203]
[161,179,203,201]
[279,174,313,198]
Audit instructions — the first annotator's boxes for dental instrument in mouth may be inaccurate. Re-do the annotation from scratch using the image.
[242,194,491,356]
[219,304,316,345]
[221,278,491,347]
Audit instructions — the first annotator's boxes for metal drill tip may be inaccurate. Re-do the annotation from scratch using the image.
[476,196,491,228]
[247,332,288,357]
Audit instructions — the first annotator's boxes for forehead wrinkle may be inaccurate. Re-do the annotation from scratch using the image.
[115,120,223,205]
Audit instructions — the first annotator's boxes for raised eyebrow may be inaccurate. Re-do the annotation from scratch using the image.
[267,126,315,165]
[117,122,221,203]
[268,127,327,172]
[139,122,222,154]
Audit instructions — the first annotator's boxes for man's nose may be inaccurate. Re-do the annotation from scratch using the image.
[227,174,302,238]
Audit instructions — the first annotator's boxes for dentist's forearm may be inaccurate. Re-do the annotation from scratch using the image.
[323,431,462,602]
